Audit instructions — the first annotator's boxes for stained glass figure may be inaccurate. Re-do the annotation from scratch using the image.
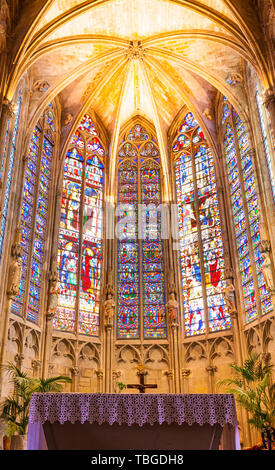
[0,90,22,259]
[11,106,55,323]
[174,111,231,336]
[255,89,275,203]
[54,115,104,336]
[117,124,167,339]
[222,101,273,322]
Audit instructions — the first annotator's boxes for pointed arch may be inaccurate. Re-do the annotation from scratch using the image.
[116,120,167,340]
[54,113,105,336]
[173,110,231,337]
[10,102,57,323]
[220,97,273,323]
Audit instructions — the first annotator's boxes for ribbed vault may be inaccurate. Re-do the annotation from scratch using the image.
[5,0,273,199]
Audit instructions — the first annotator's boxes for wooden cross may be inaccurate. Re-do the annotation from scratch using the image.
[127,363,158,394]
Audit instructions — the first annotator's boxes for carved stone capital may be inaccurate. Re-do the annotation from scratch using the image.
[31,360,42,370]
[182,368,191,378]
[262,352,272,364]
[224,268,234,280]
[247,148,256,159]
[229,309,238,320]
[112,370,121,380]
[2,98,14,118]
[96,369,104,380]
[263,88,275,110]
[14,353,24,365]
[259,240,271,254]
[70,367,80,376]
[206,365,217,375]
[46,312,55,322]
[164,370,174,379]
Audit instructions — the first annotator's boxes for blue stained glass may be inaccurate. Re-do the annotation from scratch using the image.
[0,91,22,259]
[175,112,230,336]
[55,115,103,335]
[256,89,275,202]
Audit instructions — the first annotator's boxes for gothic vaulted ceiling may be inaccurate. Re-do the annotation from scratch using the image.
[7,0,271,164]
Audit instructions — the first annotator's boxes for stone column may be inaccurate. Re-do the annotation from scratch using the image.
[0,227,22,392]
[0,99,13,182]
[0,1,10,111]
[14,353,24,370]
[31,360,42,378]
[42,261,59,379]
[181,368,191,393]
[166,285,181,393]
[164,370,174,393]
[206,365,217,393]
[112,370,121,393]
[263,88,275,138]
[223,269,243,365]
[96,369,104,393]
[70,367,80,392]
[104,271,115,393]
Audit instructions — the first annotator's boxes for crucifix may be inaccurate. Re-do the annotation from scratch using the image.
[127,362,158,394]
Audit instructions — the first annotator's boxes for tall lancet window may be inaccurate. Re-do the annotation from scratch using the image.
[0,89,22,258]
[174,112,231,337]
[11,104,56,323]
[54,115,104,336]
[221,98,272,322]
[117,124,167,339]
[255,88,275,203]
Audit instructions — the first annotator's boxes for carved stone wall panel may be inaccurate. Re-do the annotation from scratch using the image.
[50,338,75,391]
[264,317,275,370]
[210,337,234,393]
[183,342,208,393]
[144,345,169,393]
[245,327,263,355]
[3,321,22,396]
[77,343,100,393]
[114,345,141,391]
[22,329,40,377]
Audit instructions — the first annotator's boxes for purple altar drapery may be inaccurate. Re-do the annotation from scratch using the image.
[27,393,241,450]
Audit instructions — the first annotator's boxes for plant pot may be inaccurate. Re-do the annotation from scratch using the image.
[3,435,11,450]
[10,434,27,450]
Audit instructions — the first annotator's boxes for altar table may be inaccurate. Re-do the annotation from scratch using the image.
[27,393,240,450]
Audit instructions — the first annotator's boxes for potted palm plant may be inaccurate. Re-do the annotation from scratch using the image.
[218,353,275,450]
[0,363,72,450]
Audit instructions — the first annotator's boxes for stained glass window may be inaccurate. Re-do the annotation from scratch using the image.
[11,105,55,323]
[117,124,167,339]
[221,100,273,322]
[255,89,275,203]
[174,112,231,337]
[0,90,22,259]
[54,115,104,336]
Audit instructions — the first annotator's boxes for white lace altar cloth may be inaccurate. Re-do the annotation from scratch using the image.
[29,393,238,427]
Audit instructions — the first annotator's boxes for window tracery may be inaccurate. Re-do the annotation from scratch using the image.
[54,114,104,336]
[221,99,273,323]
[117,124,167,339]
[11,104,56,323]
[173,112,231,336]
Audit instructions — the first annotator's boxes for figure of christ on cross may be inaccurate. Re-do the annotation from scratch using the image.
[127,363,158,394]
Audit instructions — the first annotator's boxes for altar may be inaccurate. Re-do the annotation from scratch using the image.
[27,393,240,450]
